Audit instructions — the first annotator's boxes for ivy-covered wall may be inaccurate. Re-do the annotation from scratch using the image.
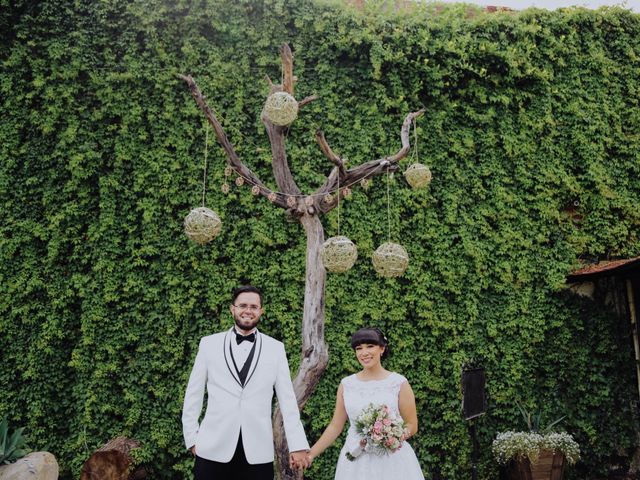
[1,0,639,478]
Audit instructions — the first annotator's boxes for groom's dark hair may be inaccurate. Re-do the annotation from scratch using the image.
[231,285,263,305]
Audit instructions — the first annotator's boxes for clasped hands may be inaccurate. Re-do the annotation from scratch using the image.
[193,445,312,470]
[289,450,313,470]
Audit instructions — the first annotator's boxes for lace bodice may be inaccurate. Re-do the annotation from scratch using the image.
[341,372,407,431]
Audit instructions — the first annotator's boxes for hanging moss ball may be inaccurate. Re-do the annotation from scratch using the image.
[404,163,432,189]
[184,207,222,245]
[372,242,409,277]
[264,91,298,126]
[321,236,358,273]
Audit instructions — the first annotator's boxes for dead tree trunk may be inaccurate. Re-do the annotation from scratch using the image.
[273,213,329,480]
[179,43,423,480]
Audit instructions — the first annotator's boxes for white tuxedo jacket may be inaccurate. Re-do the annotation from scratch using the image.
[182,328,309,463]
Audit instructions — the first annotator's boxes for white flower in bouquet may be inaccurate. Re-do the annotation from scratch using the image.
[346,403,407,461]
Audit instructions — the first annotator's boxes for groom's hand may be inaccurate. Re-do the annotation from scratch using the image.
[290,450,311,470]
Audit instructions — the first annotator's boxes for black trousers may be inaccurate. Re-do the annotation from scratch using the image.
[194,433,274,480]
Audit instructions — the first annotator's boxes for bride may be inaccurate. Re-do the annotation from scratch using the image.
[306,327,425,479]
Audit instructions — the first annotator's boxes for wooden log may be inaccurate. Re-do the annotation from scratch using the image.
[80,437,145,480]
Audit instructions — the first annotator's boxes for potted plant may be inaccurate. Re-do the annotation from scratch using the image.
[492,405,580,480]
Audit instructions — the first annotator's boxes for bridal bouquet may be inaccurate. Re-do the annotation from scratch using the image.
[346,403,407,461]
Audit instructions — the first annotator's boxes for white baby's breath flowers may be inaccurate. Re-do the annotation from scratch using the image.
[493,431,544,464]
[492,431,580,465]
[542,432,581,465]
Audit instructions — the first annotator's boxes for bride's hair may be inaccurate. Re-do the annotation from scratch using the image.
[350,328,390,359]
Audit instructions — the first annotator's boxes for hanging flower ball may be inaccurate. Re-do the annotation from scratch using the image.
[251,185,260,196]
[184,207,222,245]
[221,183,230,194]
[372,242,409,278]
[286,196,297,208]
[268,192,277,203]
[404,163,432,189]
[321,236,358,273]
[224,165,233,177]
[235,176,245,187]
[323,193,333,204]
[263,91,299,126]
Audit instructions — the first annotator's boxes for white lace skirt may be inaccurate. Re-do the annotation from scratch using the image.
[334,435,425,480]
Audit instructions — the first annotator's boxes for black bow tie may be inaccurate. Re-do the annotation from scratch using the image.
[235,332,256,345]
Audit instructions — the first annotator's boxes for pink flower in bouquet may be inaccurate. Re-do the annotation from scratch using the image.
[347,403,407,461]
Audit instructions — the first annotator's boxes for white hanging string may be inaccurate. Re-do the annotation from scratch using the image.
[337,173,341,235]
[412,117,418,162]
[224,164,375,200]
[386,166,391,242]
[202,124,209,207]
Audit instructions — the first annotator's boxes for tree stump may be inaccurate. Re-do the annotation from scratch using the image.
[80,437,145,480]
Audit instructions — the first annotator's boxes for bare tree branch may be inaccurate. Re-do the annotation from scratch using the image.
[258,44,306,204]
[298,95,318,108]
[178,73,289,209]
[281,44,295,95]
[260,46,316,210]
[261,117,303,202]
[315,108,426,213]
[315,130,347,175]
[264,74,277,93]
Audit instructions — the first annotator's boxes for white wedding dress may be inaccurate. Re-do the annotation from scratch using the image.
[334,372,425,480]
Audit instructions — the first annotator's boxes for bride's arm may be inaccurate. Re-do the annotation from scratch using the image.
[308,383,348,461]
[398,381,419,437]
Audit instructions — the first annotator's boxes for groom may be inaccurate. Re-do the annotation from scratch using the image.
[182,285,310,480]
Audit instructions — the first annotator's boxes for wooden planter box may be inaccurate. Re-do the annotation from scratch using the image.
[507,449,566,480]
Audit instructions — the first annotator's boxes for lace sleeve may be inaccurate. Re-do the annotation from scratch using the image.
[391,372,408,394]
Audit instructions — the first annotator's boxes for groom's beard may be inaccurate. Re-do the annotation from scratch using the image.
[234,315,260,333]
